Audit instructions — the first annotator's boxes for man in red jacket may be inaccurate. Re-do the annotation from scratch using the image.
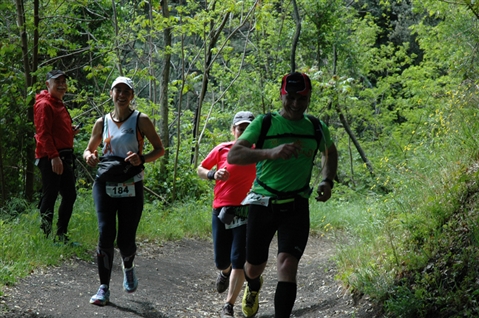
[34,70,80,243]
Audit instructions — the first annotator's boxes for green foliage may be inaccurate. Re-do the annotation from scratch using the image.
[0,198,31,220]
[0,8,35,201]
[4,0,479,316]
[145,148,212,202]
[138,198,213,241]
[333,77,479,316]
[384,186,479,317]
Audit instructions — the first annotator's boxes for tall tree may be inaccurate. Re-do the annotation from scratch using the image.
[15,0,39,202]
[290,0,301,72]
[190,0,259,167]
[160,0,172,176]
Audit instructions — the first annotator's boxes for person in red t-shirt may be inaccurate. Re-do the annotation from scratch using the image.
[34,70,81,242]
[197,111,256,318]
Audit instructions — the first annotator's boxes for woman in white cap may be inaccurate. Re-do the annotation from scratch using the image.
[83,76,165,306]
[197,111,256,317]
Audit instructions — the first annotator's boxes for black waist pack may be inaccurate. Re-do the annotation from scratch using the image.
[218,206,249,225]
[96,156,144,183]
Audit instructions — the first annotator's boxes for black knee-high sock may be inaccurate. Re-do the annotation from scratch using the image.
[244,273,262,292]
[97,247,114,286]
[274,281,297,318]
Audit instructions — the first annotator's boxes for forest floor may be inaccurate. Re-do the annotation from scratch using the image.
[0,235,383,318]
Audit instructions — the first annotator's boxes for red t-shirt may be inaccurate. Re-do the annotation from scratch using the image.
[200,141,256,208]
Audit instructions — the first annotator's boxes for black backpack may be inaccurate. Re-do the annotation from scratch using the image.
[254,112,324,199]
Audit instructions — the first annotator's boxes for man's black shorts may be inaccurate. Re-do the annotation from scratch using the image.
[246,196,310,265]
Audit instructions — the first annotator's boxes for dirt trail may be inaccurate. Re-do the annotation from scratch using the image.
[0,235,381,317]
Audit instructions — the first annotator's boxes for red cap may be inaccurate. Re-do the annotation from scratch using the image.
[280,72,311,96]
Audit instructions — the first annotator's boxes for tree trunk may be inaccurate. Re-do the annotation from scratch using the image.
[172,28,186,202]
[159,0,171,179]
[0,127,5,206]
[335,103,374,176]
[191,1,258,166]
[111,0,123,75]
[290,0,301,73]
[191,8,229,167]
[16,0,38,202]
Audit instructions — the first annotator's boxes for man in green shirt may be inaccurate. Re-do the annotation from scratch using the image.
[227,72,338,318]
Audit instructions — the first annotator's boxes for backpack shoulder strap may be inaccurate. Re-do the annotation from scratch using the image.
[254,113,322,199]
[255,112,272,149]
[135,110,144,138]
[100,114,107,149]
[101,113,106,136]
[305,114,323,150]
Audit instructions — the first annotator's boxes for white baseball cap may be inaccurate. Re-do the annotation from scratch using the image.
[111,76,134,91]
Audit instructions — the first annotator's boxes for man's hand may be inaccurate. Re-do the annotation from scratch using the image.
[268,142,301,160]
[73,123,83,136]
[315,181,332,202]
[228,140,301,165]
[51,157,63,175]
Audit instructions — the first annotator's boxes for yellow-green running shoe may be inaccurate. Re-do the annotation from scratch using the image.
[242,275,263,317]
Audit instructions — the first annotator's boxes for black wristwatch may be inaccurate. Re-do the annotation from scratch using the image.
[207,169,217,180]
[139,155,146,164]
[321,178,334,189]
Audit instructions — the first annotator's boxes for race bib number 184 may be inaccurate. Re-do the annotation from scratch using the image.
[106,181,136,198]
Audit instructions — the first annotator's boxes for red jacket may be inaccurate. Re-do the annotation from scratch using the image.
[34,90,74,159]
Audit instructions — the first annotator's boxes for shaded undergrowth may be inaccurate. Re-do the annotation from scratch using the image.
[383,168,479,317]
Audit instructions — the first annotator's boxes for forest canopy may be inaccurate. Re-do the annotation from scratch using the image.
[3,0,477,204]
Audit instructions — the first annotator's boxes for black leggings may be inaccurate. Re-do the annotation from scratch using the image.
[92,181,144,285]
[92,180,144,258]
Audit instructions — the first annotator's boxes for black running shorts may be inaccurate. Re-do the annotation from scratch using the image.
[245,196,310,265]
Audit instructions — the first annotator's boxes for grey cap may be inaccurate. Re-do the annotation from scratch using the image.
[233,111,255,126]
